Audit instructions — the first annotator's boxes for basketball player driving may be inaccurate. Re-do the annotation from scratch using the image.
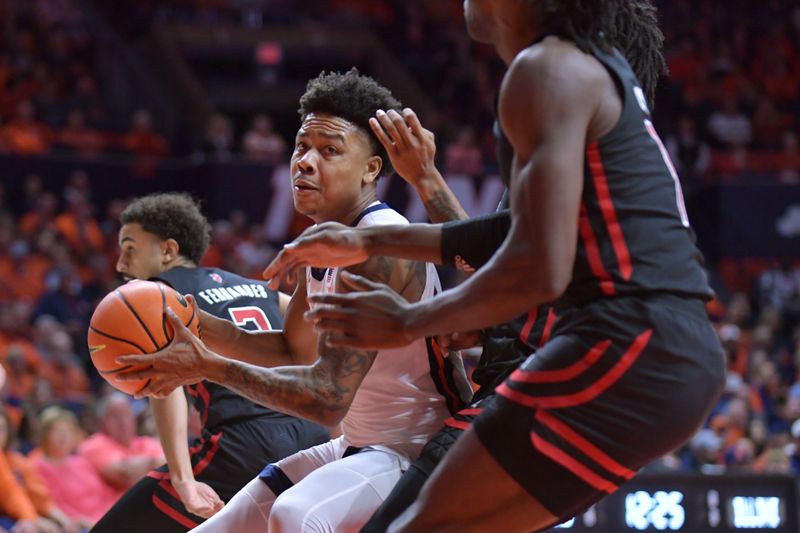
[116,69,469,532]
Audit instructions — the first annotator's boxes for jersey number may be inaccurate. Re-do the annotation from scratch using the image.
[228,306,273,331]
[644,119,690,228]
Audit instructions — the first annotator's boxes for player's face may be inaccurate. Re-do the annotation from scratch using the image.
[463,0,500,43]
[290,113,380,224]
[116,223,168,280]
[102,400,135,445]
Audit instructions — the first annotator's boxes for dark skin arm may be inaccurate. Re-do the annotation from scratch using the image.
[305,38,622,348]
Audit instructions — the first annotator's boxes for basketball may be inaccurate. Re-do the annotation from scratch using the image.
[88,280,200,395]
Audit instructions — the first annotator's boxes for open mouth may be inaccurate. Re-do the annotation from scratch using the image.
[293,180,318,192]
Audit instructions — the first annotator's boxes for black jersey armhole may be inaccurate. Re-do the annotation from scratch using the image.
[592,49,628,144]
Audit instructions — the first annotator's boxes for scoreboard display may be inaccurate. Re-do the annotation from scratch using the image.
[545,474,798,532]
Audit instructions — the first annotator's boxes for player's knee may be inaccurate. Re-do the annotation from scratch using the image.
[269,493,332,533]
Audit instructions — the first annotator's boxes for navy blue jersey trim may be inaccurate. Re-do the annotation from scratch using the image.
[258,464,294,496]
[351,202,390,227]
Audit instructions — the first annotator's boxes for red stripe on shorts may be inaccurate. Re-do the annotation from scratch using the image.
[536,410,636,480]
[497,329,653,409]
[531,433,618,494]
[509,339,612,384]
[152,494,199,529]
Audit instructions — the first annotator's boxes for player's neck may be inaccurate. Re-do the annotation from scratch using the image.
[321,192,378,227]
[164,257,197,271]
[495,18,541,65]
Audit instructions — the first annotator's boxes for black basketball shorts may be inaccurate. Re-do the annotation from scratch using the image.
[473,294,725,521]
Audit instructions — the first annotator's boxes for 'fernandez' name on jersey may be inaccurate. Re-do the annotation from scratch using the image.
[152,266,287,429]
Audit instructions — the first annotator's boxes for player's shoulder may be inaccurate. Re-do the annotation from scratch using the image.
[356,203,408,228]
[509,36,609,94]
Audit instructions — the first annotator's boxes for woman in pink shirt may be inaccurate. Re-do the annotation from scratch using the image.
[30,407,118,527]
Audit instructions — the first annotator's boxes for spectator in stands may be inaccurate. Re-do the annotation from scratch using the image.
[707,94,753,148]
[30,407,118,527]
[30,266,93,341]
[790,420,800,475]
[19,193,57,240]
[19,174,43,215]
[0,100,53,157]
[776,131,800,184]
[444,125,484,176]
[758,257,800,312]
[119,110,168,158]
[198,112,234,161]
[6,230,55,304]
[0,345,38,404]
[751,96,792,149]
[242,113,286,163]
[38,330,89,404]
[78,393,163,499]
[0,407,79,533]
[666,115,711,185]
[682,429,723,473]
[53,189,104,257]
[54,109,106,158]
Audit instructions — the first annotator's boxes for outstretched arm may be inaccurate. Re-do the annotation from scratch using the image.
[190,275,318,367]
[151,391,223,518]
[119,255,426,427]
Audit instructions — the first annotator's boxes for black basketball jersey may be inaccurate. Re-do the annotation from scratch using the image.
[553,45,712,307]
[153,266,289,430]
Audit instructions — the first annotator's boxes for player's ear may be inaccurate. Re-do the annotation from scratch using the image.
[363,155,382,185]
[163,238,181,263]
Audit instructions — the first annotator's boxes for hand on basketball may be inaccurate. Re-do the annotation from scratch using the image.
[262,222,369,290]
[173,478,224,518]
[115,308,218,399]
[305,271,417,350]
[369,108,437,187]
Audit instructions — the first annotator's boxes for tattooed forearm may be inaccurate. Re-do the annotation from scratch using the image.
[422,188,468,223]
[215,338,377,426]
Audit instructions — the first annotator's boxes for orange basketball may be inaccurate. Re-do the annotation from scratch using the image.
[88,280,200,395]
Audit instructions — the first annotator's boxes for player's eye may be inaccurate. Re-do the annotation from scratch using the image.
[324,145,339,155]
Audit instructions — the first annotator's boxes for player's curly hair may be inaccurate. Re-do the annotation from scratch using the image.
[120,193,211,264]
[536,0,667,108]
[298,68,402,177]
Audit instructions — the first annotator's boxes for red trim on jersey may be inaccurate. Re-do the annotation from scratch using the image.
[535,410,636,480]
[146,431,223,481]
[458,408,483,417]
[578,204,616,296]
[152,494,200,529]
[531,433,618,493]
[191,431,222,476]
[586,142,633,280]
[158,479,182,500]
[539,309,558,346]
[444,418,471,430]
[509,339,612,384]
[189,439,205,454]
[519,308,538,343]
[195,382,211,427]
[497,329,652,409]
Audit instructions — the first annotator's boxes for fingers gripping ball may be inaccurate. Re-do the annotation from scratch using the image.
[88,280,199,395]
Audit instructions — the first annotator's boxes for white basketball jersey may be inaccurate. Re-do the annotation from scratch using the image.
[307,202,470,457]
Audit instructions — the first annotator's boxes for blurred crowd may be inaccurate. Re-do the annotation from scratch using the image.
[1,0,800,530]
[0,0,797,183]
